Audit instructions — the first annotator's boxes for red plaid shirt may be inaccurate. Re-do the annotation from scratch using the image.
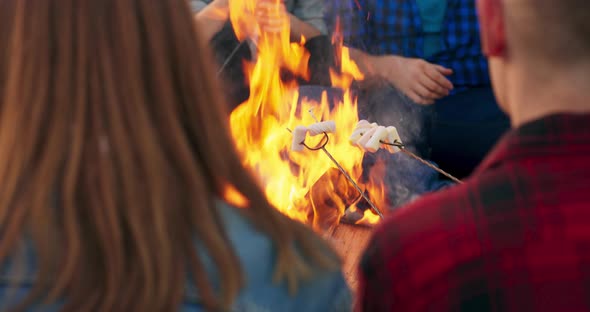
[359,113,590,312]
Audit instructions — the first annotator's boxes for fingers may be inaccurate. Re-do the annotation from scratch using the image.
[435,65,453,76]
[255,2,287,33]
[407,87,435,105]
[255,1,286,16]
[257,17,285,32]
[418,74,449,98]
[424,64,454,91]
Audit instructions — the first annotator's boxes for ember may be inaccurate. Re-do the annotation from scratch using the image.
[226,0,385,231]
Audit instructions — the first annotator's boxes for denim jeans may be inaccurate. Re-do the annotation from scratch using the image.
[431,86,510,178]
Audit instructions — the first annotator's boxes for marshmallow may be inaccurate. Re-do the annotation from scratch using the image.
[291,126,308,152]
[356,126,377,148]
[387,126,402,144]
[384,126,402,153]
[357,120,371,128]
[349,120,376,143]
[291,121,337,152]
[365,126,388,152]
[307,121,336,136]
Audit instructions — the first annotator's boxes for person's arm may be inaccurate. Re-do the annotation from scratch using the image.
[334,0,453,105]
[195,0,322,43]
[194,0,229,43]
[290,0,327,41]
[349,47,454,105]
[289,14,322,41]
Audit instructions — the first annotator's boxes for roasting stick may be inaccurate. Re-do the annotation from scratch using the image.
[380,140,463,184]
[286,127,385,220]
[217,41,248,77]
[317,139,385,220]
[307,110,385,219]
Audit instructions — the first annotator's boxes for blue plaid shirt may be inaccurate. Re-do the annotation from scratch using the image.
[326,0,489,89]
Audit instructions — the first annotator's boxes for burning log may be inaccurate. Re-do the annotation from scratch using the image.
[289,119,386,221]
[298,168,358,233]
[300,167,381,233]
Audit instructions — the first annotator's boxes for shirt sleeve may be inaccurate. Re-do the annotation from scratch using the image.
[325,0,370,50]
[292,0,328,35]
[358,226,399,312]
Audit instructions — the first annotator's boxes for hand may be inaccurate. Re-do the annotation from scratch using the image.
[375,56,454,105]
[228,0,287,40]
[254,0,288,34]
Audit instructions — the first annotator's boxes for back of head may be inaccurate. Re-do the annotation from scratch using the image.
[505,0,590,66]
[0,0,337,311]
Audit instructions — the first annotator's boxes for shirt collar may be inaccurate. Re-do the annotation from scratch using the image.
[475,113,590,174]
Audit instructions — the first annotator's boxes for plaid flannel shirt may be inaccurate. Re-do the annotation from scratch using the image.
[358,113,590,311]
[326,0,489,88]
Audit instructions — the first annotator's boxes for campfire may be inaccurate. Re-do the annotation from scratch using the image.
[225,1,386,233]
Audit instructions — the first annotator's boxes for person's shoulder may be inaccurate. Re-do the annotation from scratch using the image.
[378,181,473,238]
[375,166,515,240]
[215,202,352,312]
[361,175,492,270]
[362,167,518,270]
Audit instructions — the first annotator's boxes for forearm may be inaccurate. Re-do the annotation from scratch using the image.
[289,14,322,42]
[349,48,408,78]
[195,2,323,43]
[194,0,229,43]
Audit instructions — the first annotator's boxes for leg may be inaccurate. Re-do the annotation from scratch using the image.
[430,87,510,178]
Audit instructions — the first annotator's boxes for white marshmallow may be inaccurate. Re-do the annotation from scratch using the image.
[307,121,336,136]
[365,126,388,152]
[356,126,377,148]
[385,126,402,153]
[291,126,308,152]
[349,120,377,143]
[387,126,402,144]
[357,120,371,127]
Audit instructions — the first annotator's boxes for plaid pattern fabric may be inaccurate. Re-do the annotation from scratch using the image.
[326,0,489,88]
[358,113,590,311]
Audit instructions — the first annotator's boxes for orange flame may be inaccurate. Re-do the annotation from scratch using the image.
[226,1,383,231]
[223,183,249,208]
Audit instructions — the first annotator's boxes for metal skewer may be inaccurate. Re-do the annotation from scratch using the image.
[300,109,385,219]
[217,40,248,77]
[287,128,385,220]
[380,140,463,184]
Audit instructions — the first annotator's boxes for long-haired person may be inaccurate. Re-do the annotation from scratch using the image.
[0,0,351,311]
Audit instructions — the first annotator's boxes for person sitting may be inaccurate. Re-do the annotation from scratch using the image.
[193,0,326,43]
[192,0,336,110]
[0,0,351,311]
[358,0,590,310]
[327,0,510,179]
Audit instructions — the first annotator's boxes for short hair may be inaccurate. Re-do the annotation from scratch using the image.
[505,0,590,65]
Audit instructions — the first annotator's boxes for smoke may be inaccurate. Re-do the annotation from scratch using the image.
[356,79,452,210]
[298,82,453,214]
